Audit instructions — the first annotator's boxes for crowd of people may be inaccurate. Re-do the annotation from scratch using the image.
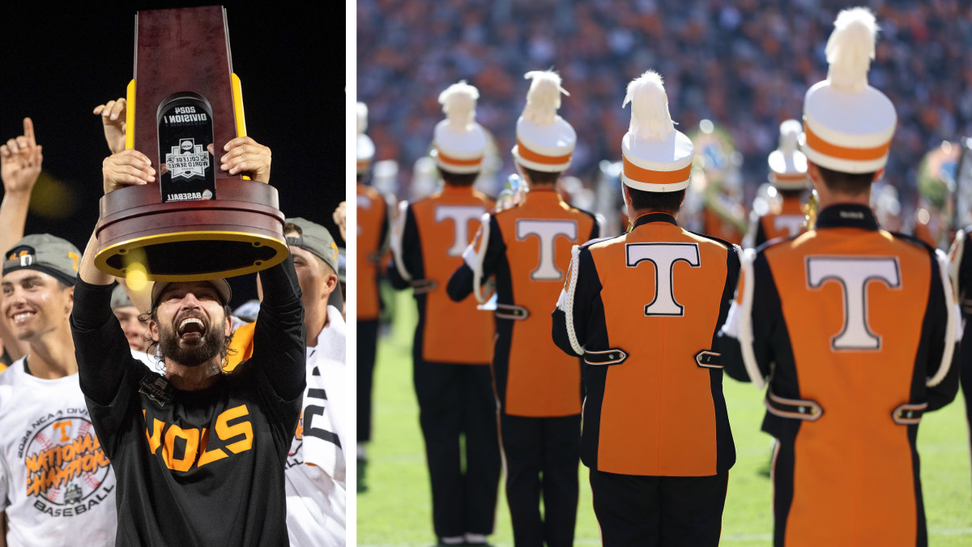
[358,0,972,213]
[0,98,347,546]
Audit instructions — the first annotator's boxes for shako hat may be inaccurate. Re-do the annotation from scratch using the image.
[431,81,487,174]
[620,70,694,193]
[357,102,375,176]
[768,120,809,189]
[512,71,576,173]
[802,7,896,175]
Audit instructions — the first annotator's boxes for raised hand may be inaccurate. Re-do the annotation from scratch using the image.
[333,201,347,240]
[93,98,128,154]
[103,149,156,194]
[220,136,271,183]
[0,118,43,195]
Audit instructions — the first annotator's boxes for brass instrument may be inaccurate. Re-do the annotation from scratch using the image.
[804,189,819,230]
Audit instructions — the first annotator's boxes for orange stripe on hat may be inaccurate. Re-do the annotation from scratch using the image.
[804,126,890,162]
[772,172,807,182]
[516,139,572,165]
[436,147,483,166]
[623,156,692,185]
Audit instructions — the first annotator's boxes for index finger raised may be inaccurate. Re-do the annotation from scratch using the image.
[23,118,35,144]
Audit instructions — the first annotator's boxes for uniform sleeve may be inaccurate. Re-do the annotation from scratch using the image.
[552,246,603,356]
[716,250,778,387]
[377,198,391,258]
[249,255,306,402]
[589,214,602,241]
[447,214,505,302]
[924,250,960,411]
[388,202,420,291]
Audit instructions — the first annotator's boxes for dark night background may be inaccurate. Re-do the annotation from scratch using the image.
[0,1,346,306]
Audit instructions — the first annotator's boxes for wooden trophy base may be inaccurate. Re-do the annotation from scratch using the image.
[94,179,288,281]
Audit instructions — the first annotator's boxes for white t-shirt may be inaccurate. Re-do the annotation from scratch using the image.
[0,358,116,547]
[285,305,347,547]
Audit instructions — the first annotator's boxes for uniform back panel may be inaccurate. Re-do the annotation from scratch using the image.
[412,189,495,364]
[357,184,387,321]
[764,228,931,545]
[590,222,728,476]
[497,195,594,416]
[759,195,806,242]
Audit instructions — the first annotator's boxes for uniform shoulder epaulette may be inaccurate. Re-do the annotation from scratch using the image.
[568,204,598,221]
[686,230,734,250]
[888,231,936,255]
[491,201,523,217]
[580,235,618,249]
[755,232,801,254]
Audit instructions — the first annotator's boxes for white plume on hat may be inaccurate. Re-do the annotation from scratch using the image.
[356,102,375,175]
[826,7,878,93]
[438,81,480,131]
[357,102,368,135]
[522,71,569,125]
[779,119,801,154]
[623,70,674,141]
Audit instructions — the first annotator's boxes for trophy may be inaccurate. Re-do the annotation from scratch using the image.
[94,6,288,282]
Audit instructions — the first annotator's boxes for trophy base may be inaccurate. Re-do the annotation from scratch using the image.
[94,179,288,282]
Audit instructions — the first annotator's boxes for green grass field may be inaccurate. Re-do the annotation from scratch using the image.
[358,292,972,546]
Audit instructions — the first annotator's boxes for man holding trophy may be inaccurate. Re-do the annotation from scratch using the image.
[68,6,309,546]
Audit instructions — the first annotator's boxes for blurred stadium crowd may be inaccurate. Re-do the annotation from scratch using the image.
[357,0,972,212]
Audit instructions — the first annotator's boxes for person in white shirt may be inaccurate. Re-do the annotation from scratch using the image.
[0,234,116,547]
[283,217,347,547]
[224,217,347,547]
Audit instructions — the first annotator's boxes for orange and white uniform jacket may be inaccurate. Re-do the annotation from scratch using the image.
[718,204,961,547]
[357,183,389,322]
[446,188,599,417]
[744,193,807,249]
[551,212,740,477]
[389,185,495,365]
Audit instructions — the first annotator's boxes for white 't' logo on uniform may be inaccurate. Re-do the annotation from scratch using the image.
[436,205,486,257]
[773,215,805,237]
[806,257,901,350]
[516,219,577,280]
[626,243,701,316]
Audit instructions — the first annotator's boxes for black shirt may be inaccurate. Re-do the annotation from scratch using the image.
[70,258,305,547]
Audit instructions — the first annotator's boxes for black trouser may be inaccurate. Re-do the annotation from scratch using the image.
[414,361,501,538]
[963,342,972,497]
[589,469,728,547]
[500,413,580,547]
[357,319,379,443]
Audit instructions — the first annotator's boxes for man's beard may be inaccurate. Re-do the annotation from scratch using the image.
[157,315,225,368]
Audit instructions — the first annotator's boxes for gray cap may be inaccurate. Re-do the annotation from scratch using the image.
[3,234,82,286]
[111,284,135,309]
[150,279,232,310]
[285,217,339,274]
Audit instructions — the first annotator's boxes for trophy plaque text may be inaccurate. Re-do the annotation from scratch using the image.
[94,5,288,282]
